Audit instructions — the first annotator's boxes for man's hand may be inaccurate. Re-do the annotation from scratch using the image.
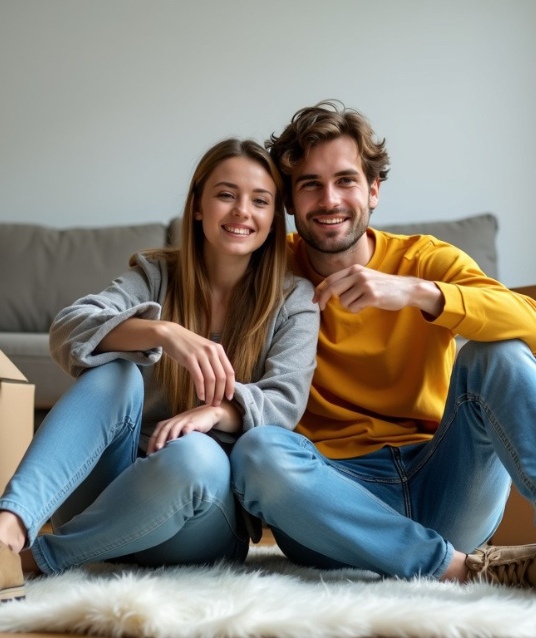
[313,264,444,317]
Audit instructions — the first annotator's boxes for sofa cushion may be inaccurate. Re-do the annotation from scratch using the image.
[0,333,73,409]
[378,212,499,280]
[0,222,169,333]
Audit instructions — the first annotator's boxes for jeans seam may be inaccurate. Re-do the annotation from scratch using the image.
[477,392,536,501]
[34,416,136,526]
[404,396,466,481]
[390,447,412,518]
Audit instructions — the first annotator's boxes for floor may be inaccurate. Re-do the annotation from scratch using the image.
[2,528,278,638]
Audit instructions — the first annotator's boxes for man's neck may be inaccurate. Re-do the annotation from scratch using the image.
[305,231,374,278]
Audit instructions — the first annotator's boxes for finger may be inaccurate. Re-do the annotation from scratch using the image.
[313,286,335,311]
[197,356,217,405]
[153,421,174,452]
[338,287,364,311]
[203,345,233,406]
[187,359,207,404]
[224,363,235,401]
[211,348,234,406]
[147,422,166,454]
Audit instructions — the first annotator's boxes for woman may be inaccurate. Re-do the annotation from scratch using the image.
[0,138,319,601]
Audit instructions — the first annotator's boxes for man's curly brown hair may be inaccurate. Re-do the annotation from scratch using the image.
[266,100,390,197]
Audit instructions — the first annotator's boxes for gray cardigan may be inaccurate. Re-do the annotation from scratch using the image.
[50,254,320,450]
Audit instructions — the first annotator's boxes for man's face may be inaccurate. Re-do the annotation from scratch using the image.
[288,136,379,254]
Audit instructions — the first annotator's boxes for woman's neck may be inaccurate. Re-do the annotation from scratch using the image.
[203,251,251,335]
[204,250,251,294]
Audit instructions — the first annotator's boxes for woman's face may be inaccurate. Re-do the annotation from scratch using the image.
[195,156,277,261]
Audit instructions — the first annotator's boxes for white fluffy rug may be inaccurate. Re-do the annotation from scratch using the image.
[1,545,536,637]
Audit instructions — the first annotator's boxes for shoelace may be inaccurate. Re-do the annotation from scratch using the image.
[470,550,532,587]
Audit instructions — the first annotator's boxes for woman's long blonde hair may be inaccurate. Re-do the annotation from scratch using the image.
[144,138,288,414]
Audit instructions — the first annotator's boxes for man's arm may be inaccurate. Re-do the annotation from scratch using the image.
[313,264,445,317]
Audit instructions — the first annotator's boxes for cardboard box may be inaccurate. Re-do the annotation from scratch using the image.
[490,484,536,546]
[0,350,34,495]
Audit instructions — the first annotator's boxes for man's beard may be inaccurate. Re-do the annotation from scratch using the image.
[295,208,370,254]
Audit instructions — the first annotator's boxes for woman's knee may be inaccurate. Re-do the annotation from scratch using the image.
[148,432,231,494]
[79,360,144,401]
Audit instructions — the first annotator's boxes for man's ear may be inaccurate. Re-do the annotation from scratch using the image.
[369,178,380,210]
[285,196,295,216]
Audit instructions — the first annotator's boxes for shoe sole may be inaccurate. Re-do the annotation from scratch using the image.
[0,585,26,602]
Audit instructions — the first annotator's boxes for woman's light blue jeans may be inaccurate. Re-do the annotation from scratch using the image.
[231,340,536,580]
[0,360,248,574]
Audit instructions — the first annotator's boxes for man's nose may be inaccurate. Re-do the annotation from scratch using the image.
[318,184,340,209]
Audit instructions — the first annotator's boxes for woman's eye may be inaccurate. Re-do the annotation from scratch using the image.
[218,192,234,200]
[254,198,269,206]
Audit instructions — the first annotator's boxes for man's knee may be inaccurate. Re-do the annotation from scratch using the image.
[458,338,531,367]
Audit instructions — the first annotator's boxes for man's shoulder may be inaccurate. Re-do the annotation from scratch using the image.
[286,231,301,253]
[285,232,309,277]
[370,226,456,255]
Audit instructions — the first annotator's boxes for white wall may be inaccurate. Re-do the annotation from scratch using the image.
[1,0,535,286]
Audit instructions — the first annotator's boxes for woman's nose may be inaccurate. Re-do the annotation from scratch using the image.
[232,197,249,216]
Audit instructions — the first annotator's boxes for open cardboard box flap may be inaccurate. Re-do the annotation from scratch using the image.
[0,349,34,493]
[0,349,29,383]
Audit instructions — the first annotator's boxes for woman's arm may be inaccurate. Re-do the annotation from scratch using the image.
[232,275,320,432]
[97,317,235,405]
[50,253,234,405]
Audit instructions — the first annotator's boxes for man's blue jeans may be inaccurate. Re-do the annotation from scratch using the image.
[231,340,536,579]
[0,360,248,574]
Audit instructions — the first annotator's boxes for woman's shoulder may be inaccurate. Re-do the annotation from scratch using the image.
[130,249,177,278]
[282,272,317,311]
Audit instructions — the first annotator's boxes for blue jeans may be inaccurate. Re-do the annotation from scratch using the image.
[0,360,248,574]
[231,340,536,579]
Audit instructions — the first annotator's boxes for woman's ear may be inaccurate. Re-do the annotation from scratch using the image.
[194,211,202,220]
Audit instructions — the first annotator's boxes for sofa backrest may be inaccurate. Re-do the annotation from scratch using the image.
[378,213,499,280]
[0,212,499,334]
[0,222,169,333]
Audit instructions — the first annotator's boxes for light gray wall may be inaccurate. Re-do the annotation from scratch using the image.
[1,0,535,286]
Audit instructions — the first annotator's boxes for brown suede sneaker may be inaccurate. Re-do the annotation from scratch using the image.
[466,544,536,588]
[0,540,25,602]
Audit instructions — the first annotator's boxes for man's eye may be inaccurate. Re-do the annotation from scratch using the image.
[339,177,355,185]
[302,181,320,190]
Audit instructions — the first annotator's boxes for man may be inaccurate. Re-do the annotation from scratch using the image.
[231,100,536,585]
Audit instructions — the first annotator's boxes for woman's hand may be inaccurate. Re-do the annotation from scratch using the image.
[148,399,242,454]
[147,405,225,454]
[98,318,235,406]
[159,322,236,406]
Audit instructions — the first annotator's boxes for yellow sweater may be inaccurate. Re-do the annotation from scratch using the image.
[288,228,536,459]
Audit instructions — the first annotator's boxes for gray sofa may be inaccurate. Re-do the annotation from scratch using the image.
[0,212,499,428]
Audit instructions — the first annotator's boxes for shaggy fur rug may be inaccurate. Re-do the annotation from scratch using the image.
[1,546,536,637]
